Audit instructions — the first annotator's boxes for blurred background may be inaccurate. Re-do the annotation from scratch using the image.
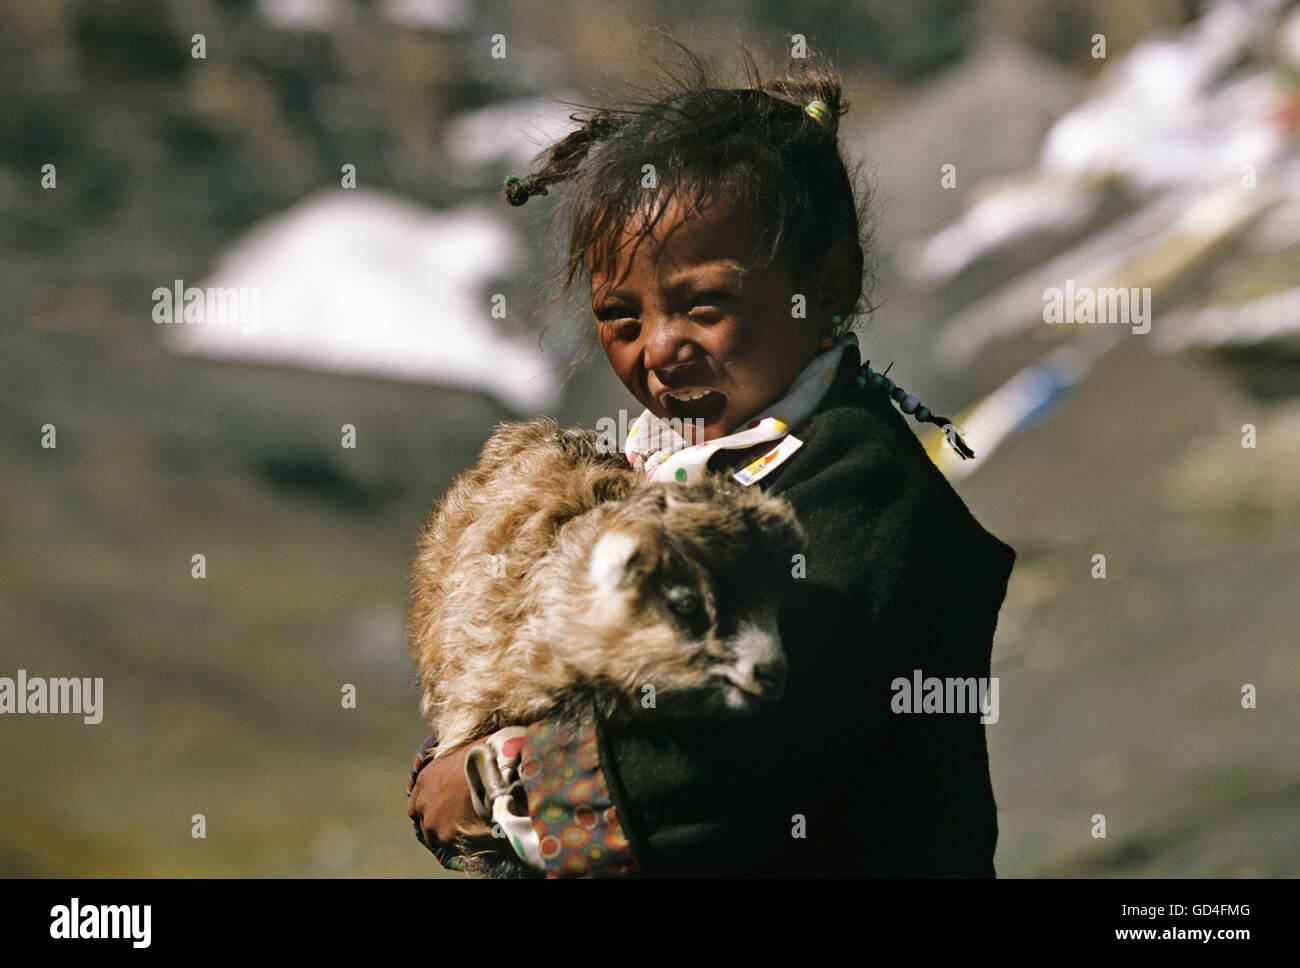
[1,0,1297,877]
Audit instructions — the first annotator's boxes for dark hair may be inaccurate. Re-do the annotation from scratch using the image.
[499,33,878,377]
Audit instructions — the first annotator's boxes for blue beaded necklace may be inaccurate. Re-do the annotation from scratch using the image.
[856,360,976,460]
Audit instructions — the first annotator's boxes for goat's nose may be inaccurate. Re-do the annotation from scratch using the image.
[753,658,788,698]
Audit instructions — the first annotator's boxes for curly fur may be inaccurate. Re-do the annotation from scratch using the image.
[408,417,805,873]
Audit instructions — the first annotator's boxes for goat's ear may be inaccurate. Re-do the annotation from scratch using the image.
[750,497,803,541]
[588,530,646,592]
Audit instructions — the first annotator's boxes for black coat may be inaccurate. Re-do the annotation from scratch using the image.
[595,343,1017,876]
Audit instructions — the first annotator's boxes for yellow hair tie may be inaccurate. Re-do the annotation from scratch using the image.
[803,100,833,132]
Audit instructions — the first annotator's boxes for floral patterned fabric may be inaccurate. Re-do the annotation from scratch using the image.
[517,721,639,877]
[410,723,639,878]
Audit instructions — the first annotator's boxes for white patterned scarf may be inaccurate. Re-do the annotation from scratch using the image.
[625,333,858,486]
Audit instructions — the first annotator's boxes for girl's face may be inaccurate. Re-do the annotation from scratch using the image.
[591,193,826,442]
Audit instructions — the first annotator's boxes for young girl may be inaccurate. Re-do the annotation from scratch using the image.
[407,42,1015,877]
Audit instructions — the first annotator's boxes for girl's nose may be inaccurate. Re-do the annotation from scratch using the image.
[640,315,700,373]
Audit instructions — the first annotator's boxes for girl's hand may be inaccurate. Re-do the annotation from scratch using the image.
[408,740,481,850]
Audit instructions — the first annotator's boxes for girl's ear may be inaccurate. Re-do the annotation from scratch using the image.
[812,236,865,319]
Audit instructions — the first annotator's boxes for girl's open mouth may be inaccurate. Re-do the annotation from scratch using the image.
[661,388,728,423]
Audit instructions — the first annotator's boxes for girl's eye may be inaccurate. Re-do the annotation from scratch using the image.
[692,291,732,307]
[594,306,635,325]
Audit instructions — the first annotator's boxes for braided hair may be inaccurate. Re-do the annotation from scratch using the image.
[499,33,973,459]
[501,110,623,207]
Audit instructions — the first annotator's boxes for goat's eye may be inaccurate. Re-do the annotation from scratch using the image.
[665,586,701,615]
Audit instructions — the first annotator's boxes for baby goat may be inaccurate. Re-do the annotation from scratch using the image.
[409,417,804,872]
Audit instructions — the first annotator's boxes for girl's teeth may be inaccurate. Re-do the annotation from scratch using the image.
[669,390,712,401]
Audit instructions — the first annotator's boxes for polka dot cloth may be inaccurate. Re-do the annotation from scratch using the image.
[519,721,639,878]
[476,727,545,869]
[409,727,543,876]
[624,334,859,486]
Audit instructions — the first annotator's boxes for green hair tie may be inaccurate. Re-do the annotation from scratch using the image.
[804,100,833,132]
